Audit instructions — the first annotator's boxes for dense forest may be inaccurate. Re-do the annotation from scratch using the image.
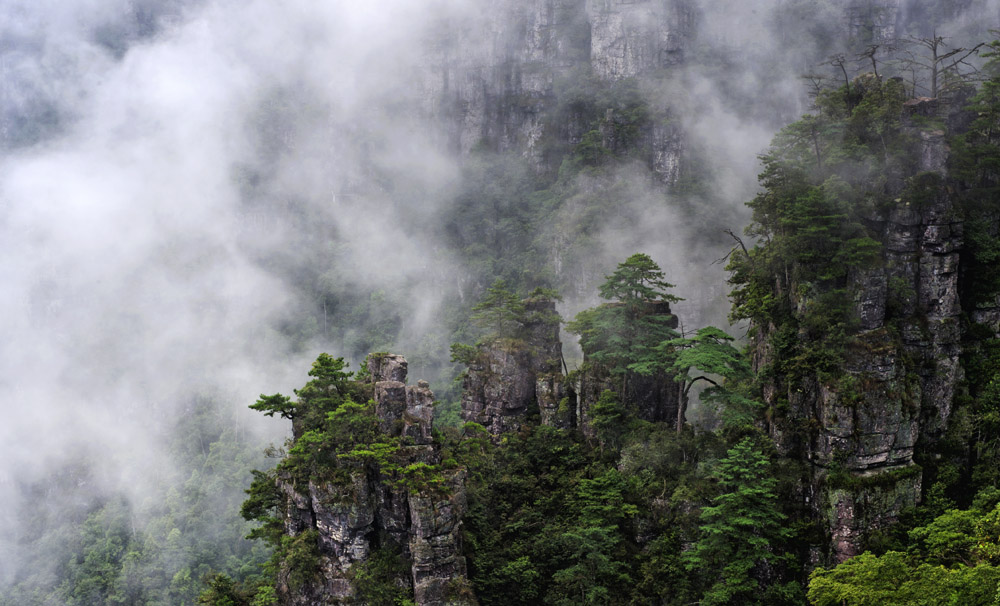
[4,0,1000,605]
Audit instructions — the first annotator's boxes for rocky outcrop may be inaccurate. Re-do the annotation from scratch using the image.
[575,300,684,435]
[460,345,538,434]
[458,295,684,437]
[460,297,572,435]
[409,470,474,606]
[759,116,964,561]
[277,354,476,606]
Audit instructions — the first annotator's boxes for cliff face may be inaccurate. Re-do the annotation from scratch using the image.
[460,297,684,438]
[276,354,476,606]
[756,99,966,562]
[420,0,691,178]
[587,0,693,80]
[460,298,573,433]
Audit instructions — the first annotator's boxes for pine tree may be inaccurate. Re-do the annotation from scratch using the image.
[685,438,796,606]
[470,279,526,341]
[568,253,681,383]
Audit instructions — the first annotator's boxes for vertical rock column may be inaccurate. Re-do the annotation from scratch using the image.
[368,353,478,606]
[763,124,963,562]
[460,297,571,434]
[408,469,477,606]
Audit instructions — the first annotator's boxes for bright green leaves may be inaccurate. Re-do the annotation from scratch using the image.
[808,552,1000,606]
[590,390,628,454]
[807,497,1000,605]
[663,327,761,434]
[549,470,637,605]
[251,354,355,433]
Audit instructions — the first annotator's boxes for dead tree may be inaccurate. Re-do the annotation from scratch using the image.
[897,32,983,98]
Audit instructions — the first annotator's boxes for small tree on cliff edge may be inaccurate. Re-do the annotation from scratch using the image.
[470,279,527,342]
[569,253,682,398]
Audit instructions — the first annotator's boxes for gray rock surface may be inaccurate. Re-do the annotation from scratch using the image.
[277,354,477,605]
[460,297,569,435]
[761,122,964,561]
[587,0,692,80]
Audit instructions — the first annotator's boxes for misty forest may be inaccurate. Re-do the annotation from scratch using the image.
[8,0,1000,605]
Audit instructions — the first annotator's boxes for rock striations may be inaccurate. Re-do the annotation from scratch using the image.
[421,0,691,178]
[757,98,968,562]
[276,354,476,606]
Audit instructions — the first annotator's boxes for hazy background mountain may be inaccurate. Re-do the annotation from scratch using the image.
[2,0,997,602]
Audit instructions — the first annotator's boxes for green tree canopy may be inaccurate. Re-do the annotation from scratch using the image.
[685,438,797,605]
[470,279,527,341]
[597,253,682,308]
[568,253,681,382]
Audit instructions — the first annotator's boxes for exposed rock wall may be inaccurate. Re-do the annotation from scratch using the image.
[460,297,571,434]
[277,354,476,606]
[417,0,691,180]
[460,345,539,434]
[587,0,693,80]
[840,0,903,45]
[760,118,963,562]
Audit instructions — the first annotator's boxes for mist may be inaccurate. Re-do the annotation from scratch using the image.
[0,0,467,585]
[2,0,998,599]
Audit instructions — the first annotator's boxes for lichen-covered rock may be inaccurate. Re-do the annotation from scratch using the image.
[376,380,408,435]
[825,470,921,562]
[310,476,375,567]
[369,353,409,383]
[461,345,537,434]
[275,471,376,605]
[843,0,902,45]
[413,0,693,179]
[408,470,476,606]
[652,120,684,185]
[405,381,436,445]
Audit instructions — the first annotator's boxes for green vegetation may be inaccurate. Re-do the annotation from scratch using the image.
[0,397,274,606]
[14,20,1000,606]
[567,253,682,395]
[685,438,801,606]
[808,492,1000,605]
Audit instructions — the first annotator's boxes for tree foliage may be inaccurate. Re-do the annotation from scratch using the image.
[685,438,798,606]
[568,253,681,383]
[470,279,527,341]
